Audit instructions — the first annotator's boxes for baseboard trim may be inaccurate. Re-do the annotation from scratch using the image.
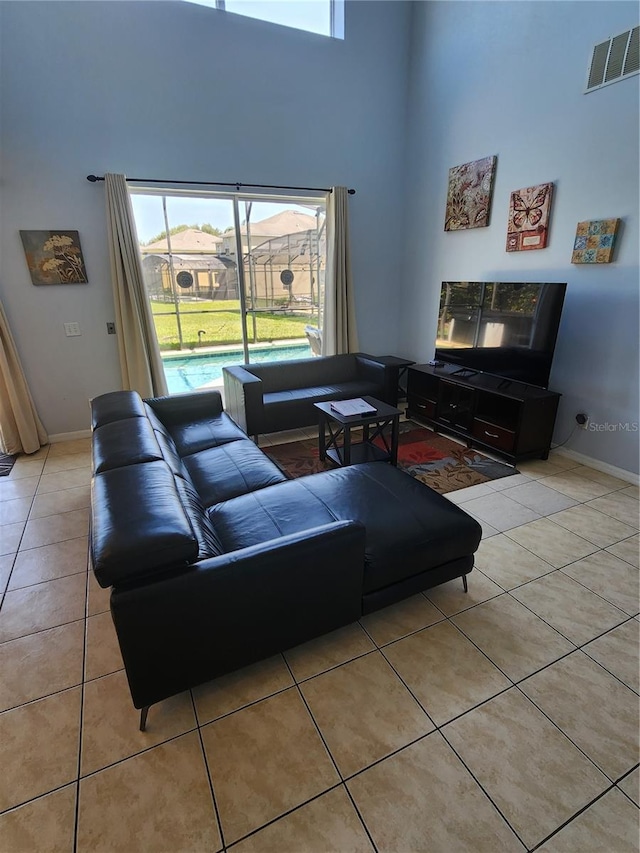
[553,448,639,486]
[48,429,92,444]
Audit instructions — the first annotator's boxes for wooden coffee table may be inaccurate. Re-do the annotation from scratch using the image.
[314,396,402,467]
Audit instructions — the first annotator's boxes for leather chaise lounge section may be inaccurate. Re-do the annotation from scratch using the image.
[90,389,482,725]
[222,352,396,436]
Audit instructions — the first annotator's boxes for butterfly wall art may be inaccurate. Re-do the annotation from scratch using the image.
[444,156,497,231]
[506,182,554,251]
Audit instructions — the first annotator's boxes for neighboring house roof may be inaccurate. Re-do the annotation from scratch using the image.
[224,210,322,239]
[142,253,230,271]
[141,228,223,253]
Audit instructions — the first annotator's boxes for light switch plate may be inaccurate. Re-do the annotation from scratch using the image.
[64,322,81,337]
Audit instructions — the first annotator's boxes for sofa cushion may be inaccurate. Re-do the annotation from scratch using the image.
[91,390,147,429]
[92,417,163,474]
[183,439,287,507]
[208,464,481,593]
[167,412,249,457]
[248,354,358,392]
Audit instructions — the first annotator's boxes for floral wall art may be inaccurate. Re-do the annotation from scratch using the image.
[20,230,88,285]
[505,182,554,252]
[571,218,620,263]
[444,156,497,231]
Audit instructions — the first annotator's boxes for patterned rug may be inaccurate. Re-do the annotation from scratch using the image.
[0,453,17,477]
[265,423,517,495]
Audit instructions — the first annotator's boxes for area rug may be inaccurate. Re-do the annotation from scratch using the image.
[265,423,517,495]
[0,453,17,477]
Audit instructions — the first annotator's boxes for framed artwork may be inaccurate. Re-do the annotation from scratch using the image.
[571,218,620,263]
[506,182,554,252]
[444,155,497,231]
[20,230,88,285]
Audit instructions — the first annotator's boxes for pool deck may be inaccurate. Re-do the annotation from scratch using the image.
[161,337,309,361]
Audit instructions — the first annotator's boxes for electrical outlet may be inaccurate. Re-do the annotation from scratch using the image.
[64,322,81,337]
[106,322,116,335]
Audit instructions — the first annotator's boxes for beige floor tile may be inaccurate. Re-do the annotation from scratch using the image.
[511,571,627,645]
[8,458,45,480]
[0,784,76,853]
[0,687,81,812]
[16,446,50,461]
[384,620,510,726]
[29,485,91,520]
[571,465,634,490]
[583,619,640,693]
[84,611,123,681]
[460,492,541,532]
[0,475,39,502]
[42,453,91,475]
[606,533,640,568]
[474,534,555,590]
[620,485,639,500]
[446,482,496,503]
[8,537,88,590]
[537,788,640,853]
[77,732,221,853]
[0,620,84,712]
[0,521,24,555]
[232,786,374,853]
[466,512,500,539]
[20,508,89,551]
[452,594,574,681]
[618,767,639,807]
[562,551,640,616]
[348,731,524,853]
[201,687,339,844]
[520,651,639,780]
[193,654,294,724]
[360,593,443,646]
[587,492,640,529]
[425,569,503,615]
[487,472,533,491]
[540,471,614,502]
[86,570,111,616]
[301,651,433,778]
[504,518,597,568]
[284,622,375,681]
[0,496,31,526]
[547,453,581,471]
[518,458,570,479]
[501,480,579,515]
[81,670,196,776]
[0,573,87,643]
[444,689,608,849]
[48,438,91,456]
[0,552,14,594]
[36,468,92,495]
[548,504,637,548]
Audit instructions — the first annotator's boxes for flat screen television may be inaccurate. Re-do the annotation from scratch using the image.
[435,281,566,389]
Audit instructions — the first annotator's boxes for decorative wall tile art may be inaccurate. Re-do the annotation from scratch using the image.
[20,230,88,285]
[444,155,497,231]
[571,218,620,263]
[506,182,554,252]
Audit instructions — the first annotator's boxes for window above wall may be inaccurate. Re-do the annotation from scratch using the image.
[184,0,345,39]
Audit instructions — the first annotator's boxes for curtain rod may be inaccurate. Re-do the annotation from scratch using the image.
[86,175,355,195]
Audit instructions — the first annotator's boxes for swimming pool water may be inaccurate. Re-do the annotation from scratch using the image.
[163,343,312,395]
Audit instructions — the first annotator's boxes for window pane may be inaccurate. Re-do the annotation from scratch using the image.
[224,1,330,36]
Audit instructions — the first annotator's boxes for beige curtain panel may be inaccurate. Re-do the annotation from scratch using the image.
[0,300,48,455]
[322,185,359,356]
[105,173,168,398]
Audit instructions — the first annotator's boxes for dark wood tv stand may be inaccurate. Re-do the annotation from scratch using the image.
[406,363,561,465]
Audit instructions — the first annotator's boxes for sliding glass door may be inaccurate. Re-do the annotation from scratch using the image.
[130,189,326,395]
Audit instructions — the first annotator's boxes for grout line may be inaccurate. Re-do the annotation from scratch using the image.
[190,690,227,853]
[528,781,621,851]
[72,541,90,853]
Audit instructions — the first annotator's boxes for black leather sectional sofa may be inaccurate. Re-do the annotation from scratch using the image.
[223,352,396,436]
[90,388,482,729]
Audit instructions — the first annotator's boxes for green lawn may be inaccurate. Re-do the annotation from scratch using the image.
[151,299,315,350]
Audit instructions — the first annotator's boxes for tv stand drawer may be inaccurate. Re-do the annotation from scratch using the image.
[409,396,435,419]
[472,419,515,452]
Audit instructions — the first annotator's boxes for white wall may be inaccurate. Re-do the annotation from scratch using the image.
[401,1,639,473]
[0,0,411,435]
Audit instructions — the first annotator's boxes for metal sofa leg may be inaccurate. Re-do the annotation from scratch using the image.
[140,706,149,732]
[462,574,468,593]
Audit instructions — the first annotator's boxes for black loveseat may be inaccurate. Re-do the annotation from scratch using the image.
[223,352,396,436]
[89,389,482,728]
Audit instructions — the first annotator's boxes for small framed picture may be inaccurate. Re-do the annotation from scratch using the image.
[571,219,620,263]
[506,183,554,252]
[20,230,88,285]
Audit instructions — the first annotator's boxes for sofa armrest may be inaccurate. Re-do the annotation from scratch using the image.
[355,355,395,404]
[111,520,366,709]
[145,390,224,425]
[223,366,264,436]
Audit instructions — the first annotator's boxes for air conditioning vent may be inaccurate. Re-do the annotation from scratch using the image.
[586,26,639,92]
